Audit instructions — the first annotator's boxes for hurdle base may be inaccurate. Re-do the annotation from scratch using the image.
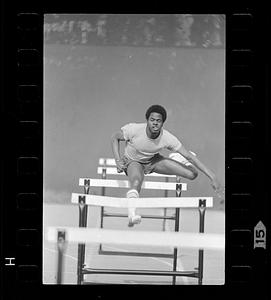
[98,248,174,258]
[82,267,199,278]
[81,281,186,285]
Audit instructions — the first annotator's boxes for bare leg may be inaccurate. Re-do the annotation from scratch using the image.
[126,161,144,226]
[153,158,198,180]
[126,161,145,193]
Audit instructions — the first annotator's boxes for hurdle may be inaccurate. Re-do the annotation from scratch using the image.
[71,193,213,285]
[98,157,178,232]
[78,177,187,285]
[47,227,224,284]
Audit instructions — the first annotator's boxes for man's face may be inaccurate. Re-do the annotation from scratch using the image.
[147,112,163,134]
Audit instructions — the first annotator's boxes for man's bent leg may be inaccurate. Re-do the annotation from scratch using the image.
[152,158,198,180]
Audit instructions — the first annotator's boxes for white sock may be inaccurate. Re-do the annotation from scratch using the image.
[126,189,139,198]
[128,207,136,217]
[169,152,195,166]
[126,189,140,221]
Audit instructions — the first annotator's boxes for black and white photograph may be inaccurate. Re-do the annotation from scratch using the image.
[43,14,225,285]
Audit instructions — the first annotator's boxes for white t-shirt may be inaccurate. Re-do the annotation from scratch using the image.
[121,123,182,163]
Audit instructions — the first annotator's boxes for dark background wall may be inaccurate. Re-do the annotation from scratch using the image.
[44,44,225,209]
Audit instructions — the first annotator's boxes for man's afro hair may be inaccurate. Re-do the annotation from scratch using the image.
[145,105,167,122]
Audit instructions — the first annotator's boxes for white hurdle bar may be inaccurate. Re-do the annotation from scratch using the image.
[79,178,187,191]
[99,158,117,166]
[97,167,176,177]
[81,177,186,232]
[71,193,213,208]
[47,227,225,250]
[48,226,224,284]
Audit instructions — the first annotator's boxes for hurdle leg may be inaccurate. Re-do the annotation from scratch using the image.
[56,230,67,284]
[172,207,180,285]
[77,197,88,284]
[100,185,105,230]
[81,204,88,269]
[81,183,89,277]
[99,169,106,252]
[198,199,206,285]
[162,177,169,231]
[162,208,167,231]
[172,179,182,285]
[99,186,106,252]
[83,180,103,256]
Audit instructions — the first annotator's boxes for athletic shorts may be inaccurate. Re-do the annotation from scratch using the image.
[120,153,165,175]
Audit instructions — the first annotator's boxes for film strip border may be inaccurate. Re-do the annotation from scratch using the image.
[226,13,268,287]
[1,10,269,297]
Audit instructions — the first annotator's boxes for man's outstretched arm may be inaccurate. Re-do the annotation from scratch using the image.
[177,145,224,197]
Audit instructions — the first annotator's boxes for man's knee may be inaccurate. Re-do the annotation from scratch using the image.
[131,177,143,188]
[188,167,198,180]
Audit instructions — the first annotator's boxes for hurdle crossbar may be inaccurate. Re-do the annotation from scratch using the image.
[71,193,213,208]
[99,158,117,166]
[97,167,176,177]
[79,178,187,191]
[82,268,198,278]
[47,227,225,250]
[102,212,176,220]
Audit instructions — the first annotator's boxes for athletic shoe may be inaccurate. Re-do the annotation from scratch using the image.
[126,189,141,227]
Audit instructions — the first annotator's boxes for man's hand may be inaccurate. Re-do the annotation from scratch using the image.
[116,159,125,173]
[211,177,225,202]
